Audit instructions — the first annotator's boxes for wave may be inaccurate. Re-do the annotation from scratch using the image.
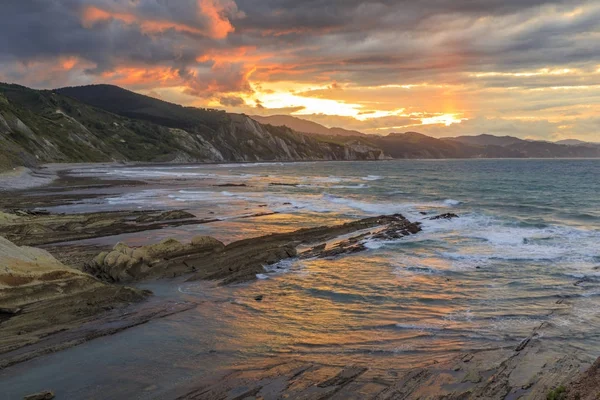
[443,199,461,206]
[331,184,370,189]
[361,175,383,181]
[218,162,286,168]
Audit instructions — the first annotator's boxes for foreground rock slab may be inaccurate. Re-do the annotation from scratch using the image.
[23,390,55,400]
[170,341,586,400]
[0,236,153,367]
[163,286,593,400]
[0,298,195,369]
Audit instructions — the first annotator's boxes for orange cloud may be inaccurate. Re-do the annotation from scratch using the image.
[60,56,80,71]
[101,66,182,87]
[196,46,265,65]
[198,0,236,39]
[81,6,135,27]
[81,4,233,39]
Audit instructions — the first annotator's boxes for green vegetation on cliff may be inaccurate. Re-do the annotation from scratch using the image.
[0,83,384,171]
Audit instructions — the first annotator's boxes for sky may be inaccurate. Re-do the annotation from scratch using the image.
[0,1,599,140]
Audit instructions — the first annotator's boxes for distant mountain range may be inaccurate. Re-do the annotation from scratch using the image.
[252,115,600,158]
[0,82,598,171]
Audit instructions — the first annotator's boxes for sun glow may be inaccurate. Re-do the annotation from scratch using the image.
[421,114,465,126]
[256,91,362,117]
[247,81,432,123]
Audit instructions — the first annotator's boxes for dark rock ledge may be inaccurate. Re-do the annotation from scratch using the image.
[84,214,423,285]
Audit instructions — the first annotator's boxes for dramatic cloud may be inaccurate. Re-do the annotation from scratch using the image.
[0,0,599,139]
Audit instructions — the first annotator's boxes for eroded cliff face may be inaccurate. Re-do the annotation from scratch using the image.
[0,83,385,170]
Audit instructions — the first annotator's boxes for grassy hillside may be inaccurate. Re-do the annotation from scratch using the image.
[0,83,385,171]
[0,83,207,169]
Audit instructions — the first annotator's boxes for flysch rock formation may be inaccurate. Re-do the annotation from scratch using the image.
[0,236,197,368]
[84,214,422,285]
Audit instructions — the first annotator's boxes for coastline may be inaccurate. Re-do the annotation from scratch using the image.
[1,161,600,399]
[0,166,56,191]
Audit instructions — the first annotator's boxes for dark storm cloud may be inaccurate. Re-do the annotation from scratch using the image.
[1,0,597,86]
[0,0,204,72]
[234,0,581,33]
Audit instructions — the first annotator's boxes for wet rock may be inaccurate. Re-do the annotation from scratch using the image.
[269,182,297,187]
[12,209,50,217]
[213,183,247,187]
[187,214,422,285]
[0,209,201,246]
[564,356,600,399]
[191,235,224,250]
[430,213,459,220]
[135,210,195,223]
[170,316,588,400]
[23,390,55,400]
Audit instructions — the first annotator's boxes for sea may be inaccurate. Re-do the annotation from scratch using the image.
[2,159,600,399]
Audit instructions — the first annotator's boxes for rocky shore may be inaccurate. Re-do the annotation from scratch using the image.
[2,194,600,398]
[0,204,423,370]
[0,236,150,368]
[82,214,421,285]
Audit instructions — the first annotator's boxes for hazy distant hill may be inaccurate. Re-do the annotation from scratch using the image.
[251,114,366,137]
[445,134,524,147]
[555,139,599,147]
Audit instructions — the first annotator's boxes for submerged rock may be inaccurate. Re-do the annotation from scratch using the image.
[134,210,195,223]
[23,390,55,400]
[430,213,459,220]
[213,183,247,187]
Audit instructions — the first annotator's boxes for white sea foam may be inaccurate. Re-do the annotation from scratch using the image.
[219,162,285,168]
[362,175,383,181]
[363,240,385,250]
[443,199,461,206]
[105,189,170,205]
[263,259,299,274]
[320,193,411,215]
[309,176,345,183]
[331,184,369,189]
